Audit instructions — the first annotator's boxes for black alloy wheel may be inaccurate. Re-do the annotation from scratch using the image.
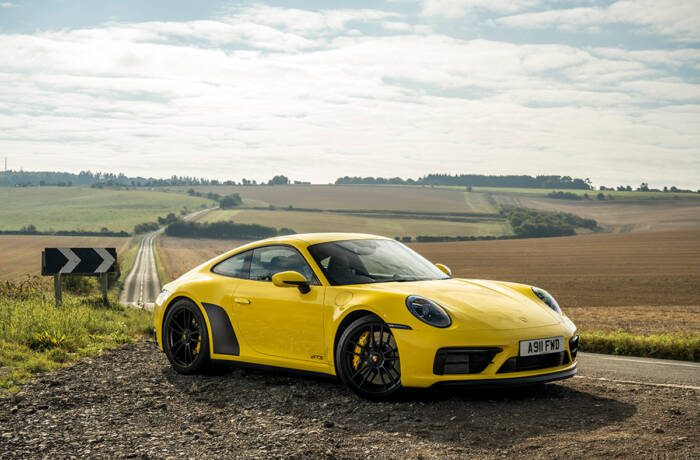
[336,316,402,398]
[163,299,210,374]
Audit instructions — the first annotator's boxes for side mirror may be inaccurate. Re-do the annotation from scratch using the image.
[435,263,452,276]
[272,270,311,294]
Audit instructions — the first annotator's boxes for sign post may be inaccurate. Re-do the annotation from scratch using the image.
[54,274,62,306]
[42,248,117,307]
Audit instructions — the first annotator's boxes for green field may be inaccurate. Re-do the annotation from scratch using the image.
[171,184,500,213]
[198,209,511,238]
[0,187,214,232]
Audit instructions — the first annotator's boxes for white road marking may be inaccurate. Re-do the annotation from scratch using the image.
[582,354,700,368]
[575,376,700,391]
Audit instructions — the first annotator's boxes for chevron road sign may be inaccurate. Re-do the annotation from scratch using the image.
[42,248,117,276]
[42,248,118,306]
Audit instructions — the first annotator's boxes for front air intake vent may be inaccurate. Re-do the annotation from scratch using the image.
[433,347,501,375]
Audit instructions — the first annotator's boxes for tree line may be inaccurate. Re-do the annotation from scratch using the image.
[335,174,593,189]
[164,221,295,240]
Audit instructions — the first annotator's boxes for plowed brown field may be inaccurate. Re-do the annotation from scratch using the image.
[413,229,700,308]
[0,235,130,280]
[158,230,700,307]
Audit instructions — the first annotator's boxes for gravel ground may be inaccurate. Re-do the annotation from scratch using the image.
[0,342,697,459]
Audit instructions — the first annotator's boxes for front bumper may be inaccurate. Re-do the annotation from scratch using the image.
[431,365,577,388]
[393,321,578,388]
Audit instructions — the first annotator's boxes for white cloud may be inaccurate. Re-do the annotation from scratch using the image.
[497,0,700,42]
[0,2,17,8]
[421,0,544,17]
[0,4,698,187]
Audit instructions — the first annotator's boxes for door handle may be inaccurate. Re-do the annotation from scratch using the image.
[234,297,251,305]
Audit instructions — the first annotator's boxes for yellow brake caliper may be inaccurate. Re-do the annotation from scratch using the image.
[353,331,370,370]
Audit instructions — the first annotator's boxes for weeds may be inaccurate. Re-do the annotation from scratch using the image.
[580,330,699,362]
[0,277,151,392]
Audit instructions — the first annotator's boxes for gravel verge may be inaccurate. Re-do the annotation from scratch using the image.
[0,341,697,459]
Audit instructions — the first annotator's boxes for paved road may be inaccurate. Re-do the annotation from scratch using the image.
[119,207,214,309]
[119,232,160,308]
[577,352,700,388]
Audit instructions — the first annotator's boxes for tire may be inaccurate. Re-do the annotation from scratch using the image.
[163,298,211,374]
[335,316,402,399]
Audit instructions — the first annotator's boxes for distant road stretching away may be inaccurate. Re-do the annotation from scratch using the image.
[119,207,214,309]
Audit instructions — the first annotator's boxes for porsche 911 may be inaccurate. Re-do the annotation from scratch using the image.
[153,233,578,398]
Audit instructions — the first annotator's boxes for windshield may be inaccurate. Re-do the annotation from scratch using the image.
[307,239,450,286]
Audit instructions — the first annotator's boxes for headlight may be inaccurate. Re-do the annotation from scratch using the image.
[155,288,170,306]
[532,287,562,315]
[406,295,451,328]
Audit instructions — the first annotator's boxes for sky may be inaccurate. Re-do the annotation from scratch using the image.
[0,0,699,188]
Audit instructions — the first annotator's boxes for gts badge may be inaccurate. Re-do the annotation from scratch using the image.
[310,354,324,360]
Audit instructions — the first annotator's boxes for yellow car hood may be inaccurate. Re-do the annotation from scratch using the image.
[363,278,562,331]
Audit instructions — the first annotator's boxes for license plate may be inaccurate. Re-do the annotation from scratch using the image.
[519,336,565,356]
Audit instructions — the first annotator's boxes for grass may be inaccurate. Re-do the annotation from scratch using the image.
[580,330,699,362]
[198,209,511,238]
[153,234,168,287]
[170,184,491,213]
[116,235,143,286]
[0,186,214,232]
[0,278,151,393]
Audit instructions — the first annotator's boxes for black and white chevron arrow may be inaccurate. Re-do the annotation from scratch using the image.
[42,248,117,276]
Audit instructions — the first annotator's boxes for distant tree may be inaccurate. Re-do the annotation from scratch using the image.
[637,182,650,192]
[268,175,290,186]
[219,193,243,209]
[596,192,605,200]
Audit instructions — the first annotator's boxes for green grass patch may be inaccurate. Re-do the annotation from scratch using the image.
[200,208,511,238]
[0,278,152,393]
[580,330,699,362]
[0,187,214,232]
[153,234,168,285]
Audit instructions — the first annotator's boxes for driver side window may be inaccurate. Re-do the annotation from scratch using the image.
[249,245,317,283]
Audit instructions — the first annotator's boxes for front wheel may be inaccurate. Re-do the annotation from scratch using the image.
[335,316,402,399]
[163,299,210,374]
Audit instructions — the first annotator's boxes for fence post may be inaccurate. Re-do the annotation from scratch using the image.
[54,274,62,307]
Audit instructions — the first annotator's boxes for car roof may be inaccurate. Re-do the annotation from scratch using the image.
[259,232,391,246]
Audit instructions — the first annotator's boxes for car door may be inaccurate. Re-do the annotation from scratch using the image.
[232,244,326,363]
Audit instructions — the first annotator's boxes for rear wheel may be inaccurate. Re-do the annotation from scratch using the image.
[336,316,402,399]
[163,299,210,374]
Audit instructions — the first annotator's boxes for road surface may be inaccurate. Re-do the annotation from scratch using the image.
[576,352,699,388]
[119,207,214,309]
[118,232,160,308]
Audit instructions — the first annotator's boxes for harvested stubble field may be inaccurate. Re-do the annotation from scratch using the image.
[413,229,700,309]
[493,194,700,233]
[157,236,248,281]
[157,230,700,340]
[0,235,130,280]
[198,209,510,239]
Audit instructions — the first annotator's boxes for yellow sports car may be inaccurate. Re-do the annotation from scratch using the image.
[154,233,578,398]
